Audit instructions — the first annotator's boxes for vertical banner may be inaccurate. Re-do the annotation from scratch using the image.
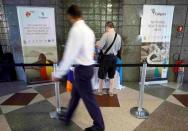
[17,7,58,84]
[140,5,174,84]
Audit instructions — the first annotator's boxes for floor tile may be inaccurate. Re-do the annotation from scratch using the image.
[101,108,144,131]
[5,100,83,131]
[0,81,28,97]
[161,82,179,89]
[19,88,38,93]
[1,93,38,106]
[127,83,175,100]
[179,83,188,92]
[166,95,185,107]
[73,88,163,131]
[28,94,45,105]
[73,101,144,131]
[173,89,188,94]
[117,88,163,112]
[0,115,11,131]
[0,108,2,115]
[144,85,175,100]
[173,94,188,107]
[125,82,139,90]
[34,84,66,99]
[47,92,71,108]
[72,101,92,130]
[0,93,24,114]
[0,94,14,104]
[1,105,24,114]
[135,101,188,131]
[95,94,120,107]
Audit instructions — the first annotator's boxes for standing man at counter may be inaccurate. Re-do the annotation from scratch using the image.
[96,22,122,96]
[52,4,105,131]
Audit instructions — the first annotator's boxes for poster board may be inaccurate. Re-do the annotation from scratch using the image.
[140,5,174,84]
[17,6,58,83]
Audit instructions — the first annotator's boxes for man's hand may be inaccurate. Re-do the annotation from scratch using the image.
[95,41,100,49]
[95,44,100,49]
[52,73,61,82]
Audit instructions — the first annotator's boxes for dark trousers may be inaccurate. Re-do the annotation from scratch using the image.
[65,65,105,129]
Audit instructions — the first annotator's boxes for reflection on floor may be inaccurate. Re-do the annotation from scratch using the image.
[0,82,187,131]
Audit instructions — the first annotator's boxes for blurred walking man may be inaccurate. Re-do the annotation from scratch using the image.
[53,5,105,131]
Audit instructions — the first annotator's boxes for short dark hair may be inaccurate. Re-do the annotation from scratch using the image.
[67,4,82,18]
[105,21,114,28]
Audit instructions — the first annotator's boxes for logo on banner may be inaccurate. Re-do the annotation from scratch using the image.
[41,12,45,16]
[25,11,31,17]
[151,9,166,16]
[39,12,48,19]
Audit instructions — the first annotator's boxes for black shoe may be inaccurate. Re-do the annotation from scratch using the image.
[85,125,104,131]
[57,113,70,126]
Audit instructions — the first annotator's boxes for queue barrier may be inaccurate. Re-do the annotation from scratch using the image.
[0,62,188,120]
[49,64,67,119]
[1,63,188,67]
[130,62,149,119]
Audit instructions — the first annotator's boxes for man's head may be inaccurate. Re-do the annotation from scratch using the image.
[67,4,82,24]
[105,21,115,32]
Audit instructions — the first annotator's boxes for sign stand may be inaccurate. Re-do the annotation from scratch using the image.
[130,62,149,119]
[50,64,67,120]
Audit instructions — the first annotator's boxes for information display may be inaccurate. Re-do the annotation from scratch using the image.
[140,5,174,84]
[17,7,58,83]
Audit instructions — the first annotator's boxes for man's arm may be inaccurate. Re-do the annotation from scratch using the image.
[96,33,107,49]
[54,28,81,78]
[116,36,123,59]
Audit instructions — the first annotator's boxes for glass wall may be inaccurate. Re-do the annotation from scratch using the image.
[0,3,11,53]
[59,0,123,44]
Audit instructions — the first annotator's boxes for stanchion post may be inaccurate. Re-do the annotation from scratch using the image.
[50,64,67,119]
[177,67,184,89]
[53,64,61,113]
[138,62,147,112]
[130,62,149,119]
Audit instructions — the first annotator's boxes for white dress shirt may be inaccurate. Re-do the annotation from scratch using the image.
[54,20,95,78]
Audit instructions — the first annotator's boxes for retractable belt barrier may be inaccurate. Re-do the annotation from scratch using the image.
[1,63,188,120]
[1,63,188,67]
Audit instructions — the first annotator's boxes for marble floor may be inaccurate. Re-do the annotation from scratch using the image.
[0,82,187,131]
[0,81,28,97]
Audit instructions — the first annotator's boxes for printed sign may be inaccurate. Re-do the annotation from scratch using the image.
[140,5,174,84]
[17,7,58,83]
[140,5,174,43]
